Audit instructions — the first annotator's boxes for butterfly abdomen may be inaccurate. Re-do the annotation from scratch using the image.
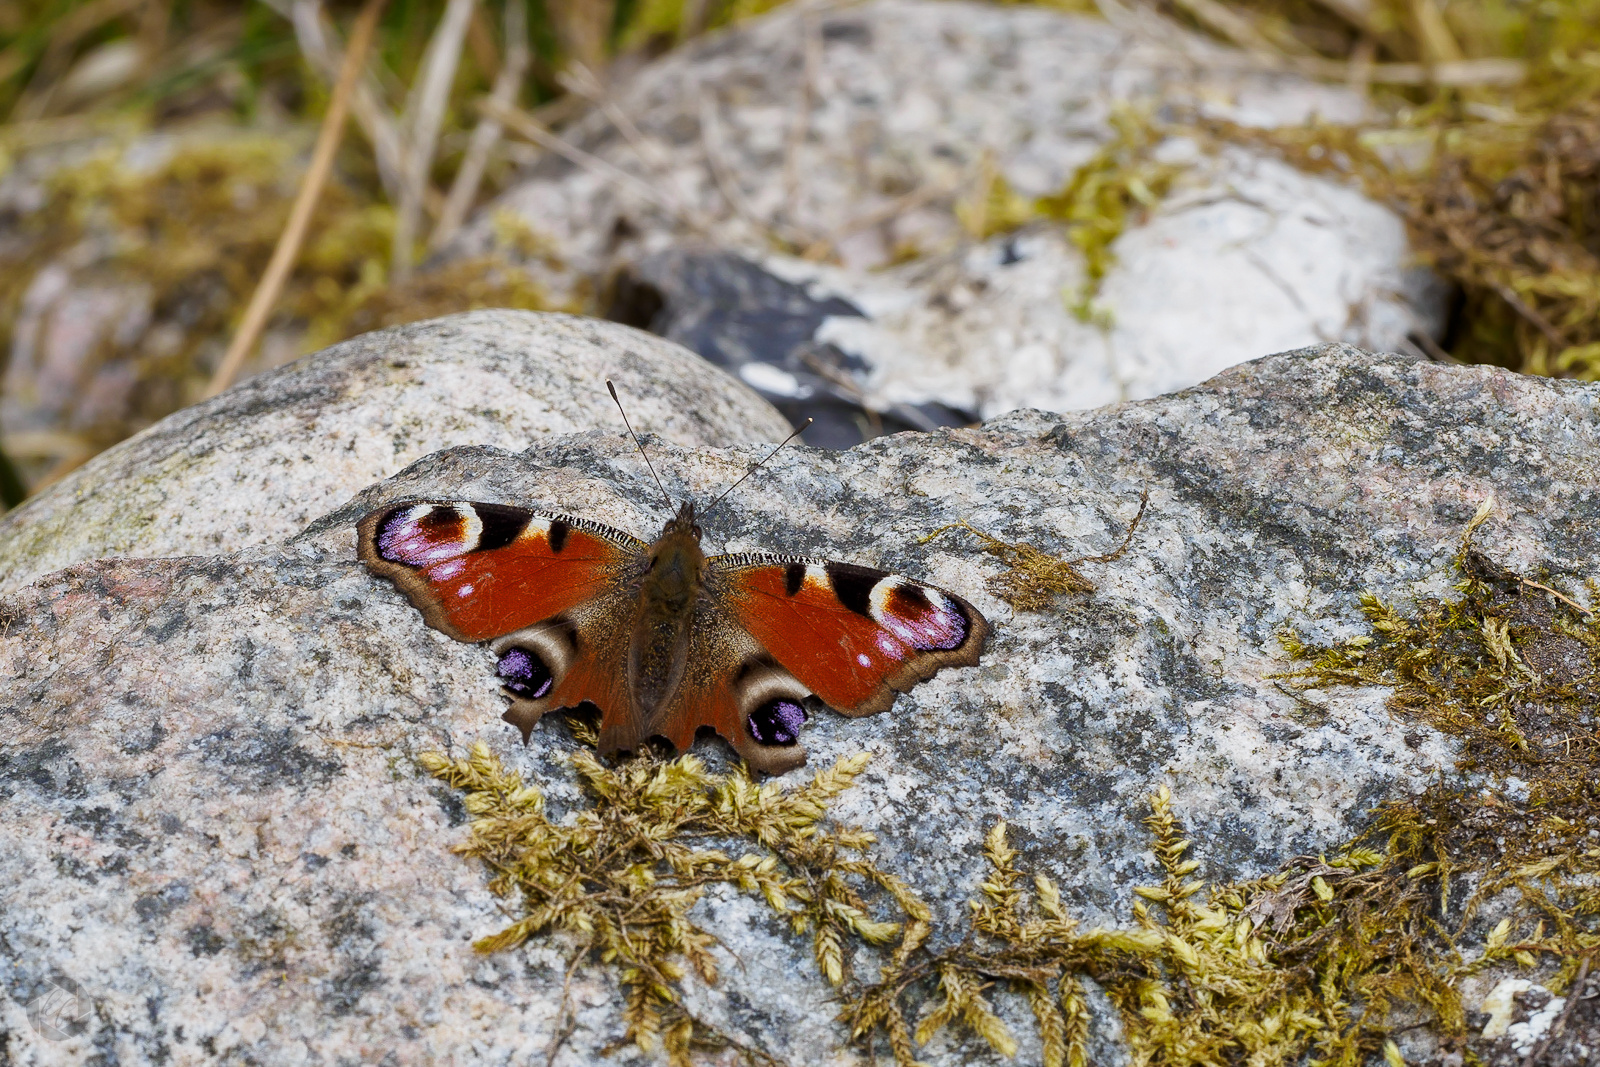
[627,523,709,731]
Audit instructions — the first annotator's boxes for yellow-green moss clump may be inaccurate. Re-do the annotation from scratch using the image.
[961,107,1182,329]
[420,720,920,1065]
[920,489,1147,611]
[427,503,1598,1066]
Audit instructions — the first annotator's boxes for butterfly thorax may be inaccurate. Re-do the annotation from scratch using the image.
[629,502,707,724]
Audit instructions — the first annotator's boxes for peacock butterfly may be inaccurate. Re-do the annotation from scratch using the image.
[357,390,989,775]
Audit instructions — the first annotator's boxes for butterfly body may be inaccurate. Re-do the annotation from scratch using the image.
[359,495,988,774]
[630,505,705,729]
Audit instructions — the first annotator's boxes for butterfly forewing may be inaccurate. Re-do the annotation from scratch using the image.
[357,501,648,641]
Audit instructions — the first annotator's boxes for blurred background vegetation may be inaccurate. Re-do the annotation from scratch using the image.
[0,0,1597,507]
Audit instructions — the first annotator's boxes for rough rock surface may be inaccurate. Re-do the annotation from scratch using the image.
[5,340,1596,1064]
[0,311,791,594]
[610,248,975,447]
[456,0,1441,428]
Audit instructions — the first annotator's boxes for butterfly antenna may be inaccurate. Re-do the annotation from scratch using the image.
[700,418,813,525]
[606,379,673,510]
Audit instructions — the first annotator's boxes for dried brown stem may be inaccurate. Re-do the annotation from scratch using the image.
[803,182,956,262]
[561,62,711,230]
[1518,955,1589,1067]
[7,0,145,119]
[1516,578,1595,619]
[1168,0,1291,57]
[700,89,808,247]
[1068,485,1149,566]
[393,0,477,280]
[782,8,822,221]
[484,97,688,221]
[283,0,406,199]
[430,0,531,251]
[204,0,387,399]
[544,948,585,1067]
[1493,282,1568,348]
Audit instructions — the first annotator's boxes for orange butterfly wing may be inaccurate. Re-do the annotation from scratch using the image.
[357,501,645,640]
[357,500,644,738]
[711,554,989,718]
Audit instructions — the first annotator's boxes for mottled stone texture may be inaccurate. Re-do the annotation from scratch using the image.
[3,343,1598,1064]
[0,311,791,594]
[456,0,1441,426]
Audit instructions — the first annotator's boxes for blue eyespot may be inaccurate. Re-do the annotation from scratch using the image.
[496,647,553,700]
[748,699,806,746]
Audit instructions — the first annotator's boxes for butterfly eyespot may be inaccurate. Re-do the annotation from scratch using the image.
[748,699,806,747]
[495,646,554,700]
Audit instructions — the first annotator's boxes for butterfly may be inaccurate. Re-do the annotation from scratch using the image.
[356,395,989,775]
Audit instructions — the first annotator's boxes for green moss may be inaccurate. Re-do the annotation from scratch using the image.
[966,107,1185,328]
[1036,107,1184,326]
[429,504,1599,1066]
[920,488,1147,611]
[421,720,921,1065]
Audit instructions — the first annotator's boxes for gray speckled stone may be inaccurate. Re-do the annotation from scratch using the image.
[3,344,1597,1065]
[0,311,792,594]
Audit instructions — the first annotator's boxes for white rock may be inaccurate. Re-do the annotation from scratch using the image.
[454,0,1441,422]
[0,311,791,593]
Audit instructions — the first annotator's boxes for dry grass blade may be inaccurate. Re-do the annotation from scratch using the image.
[781,8,821,225]
[6,0,146,119]
[485,96,689,221]
[280,0,406,199]
[392,0,477,279]
[560,62,712,231]
[803,181,957,263]
[1518,954,1590,1067]
[1168,0,1293,57]
[431,0,531,251]
[699,88,809,248]
[204,0,387,399]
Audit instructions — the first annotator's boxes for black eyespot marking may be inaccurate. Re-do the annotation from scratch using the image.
[784,562,806,597]
[474,503,530,552]
[748,699,806,746]
[496,647,554,700]
[548,519,571,553]
[377,504,461,564]
[421,504,460,529]
[825,562,885,617]
[886,582,932,617]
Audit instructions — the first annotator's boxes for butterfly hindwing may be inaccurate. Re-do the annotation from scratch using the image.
[645,610,813,775]
[709,553,989,719]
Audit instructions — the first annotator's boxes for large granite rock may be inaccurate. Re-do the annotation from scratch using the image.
[4,335,1594,1064]
[0,311,791,594]
[454,0,1442,437]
